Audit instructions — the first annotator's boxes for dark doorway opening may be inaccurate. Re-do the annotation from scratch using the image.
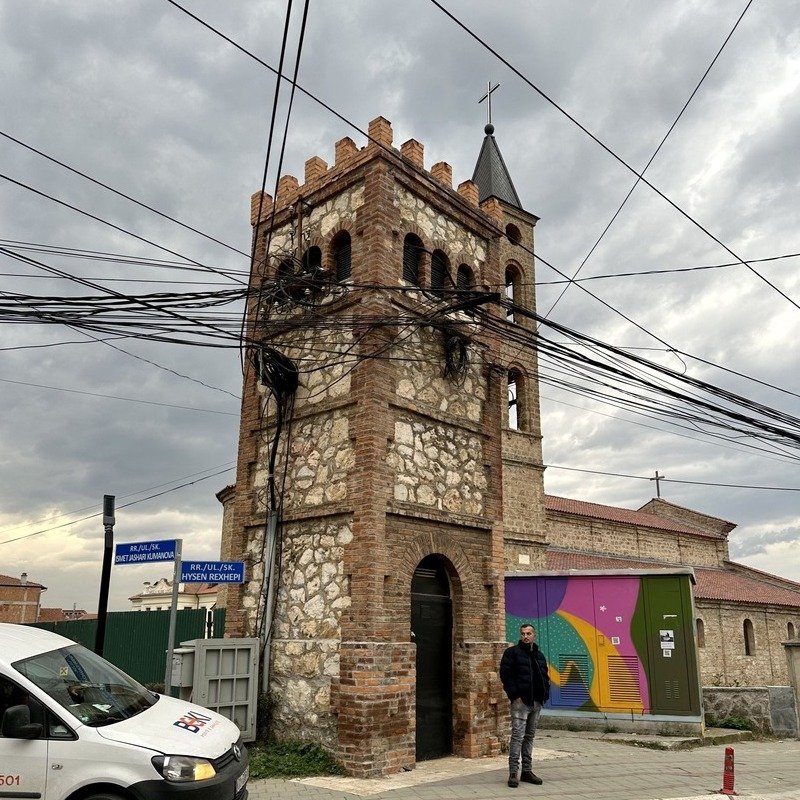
[411,554,453,761]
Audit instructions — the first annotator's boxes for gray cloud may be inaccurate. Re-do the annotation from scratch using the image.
[1,0,799,609]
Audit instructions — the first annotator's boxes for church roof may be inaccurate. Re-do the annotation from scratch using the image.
[545,549,800,610]
[694,564,800,609]
[471,124,522,209]
[544,495,725,540]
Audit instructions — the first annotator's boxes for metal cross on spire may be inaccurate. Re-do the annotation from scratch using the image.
[478,81,500,133]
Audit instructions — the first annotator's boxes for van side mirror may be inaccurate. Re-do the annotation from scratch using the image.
[1,704,43,739]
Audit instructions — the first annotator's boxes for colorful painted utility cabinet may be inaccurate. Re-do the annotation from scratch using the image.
[505,569,701,718]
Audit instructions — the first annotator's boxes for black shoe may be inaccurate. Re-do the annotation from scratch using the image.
[520,771,543,785]
[508,774,519,788]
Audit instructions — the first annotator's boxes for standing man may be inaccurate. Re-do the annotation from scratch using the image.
[500,623,550,788]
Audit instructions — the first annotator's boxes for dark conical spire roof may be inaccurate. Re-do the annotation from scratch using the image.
[471,123,522,209]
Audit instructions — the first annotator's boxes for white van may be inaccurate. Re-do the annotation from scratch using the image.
[0,623,249,800]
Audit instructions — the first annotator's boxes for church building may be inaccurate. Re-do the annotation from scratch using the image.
[218,115,800,775]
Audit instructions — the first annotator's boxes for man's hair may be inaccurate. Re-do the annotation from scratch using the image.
[520,623,535,632]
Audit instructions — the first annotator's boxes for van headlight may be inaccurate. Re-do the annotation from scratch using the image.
[151,755,216,782]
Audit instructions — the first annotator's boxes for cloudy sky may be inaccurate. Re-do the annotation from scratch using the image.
[1,0,798,612]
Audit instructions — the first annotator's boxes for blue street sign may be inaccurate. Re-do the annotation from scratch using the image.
[180,561,245,584]
[114,539,178,565]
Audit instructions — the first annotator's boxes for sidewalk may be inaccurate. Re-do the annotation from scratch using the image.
[247,731,800,800]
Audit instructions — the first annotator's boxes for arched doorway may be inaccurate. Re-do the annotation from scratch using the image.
[411,554,453,760]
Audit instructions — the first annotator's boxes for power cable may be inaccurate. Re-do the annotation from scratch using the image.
[545,463,800,492]
[0,173,246,286]
[429,0,800,312]
[243,0,297,375]
[542,0,755,318]
[0,467,235,547]
[0,246,244,346]
[0,130,249,259]
[0,461,236,536]
[534,252,800,285]
[0,238,249,278]
[0,376,238,416]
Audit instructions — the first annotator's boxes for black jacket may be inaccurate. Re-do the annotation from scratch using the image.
[500,640,550,705]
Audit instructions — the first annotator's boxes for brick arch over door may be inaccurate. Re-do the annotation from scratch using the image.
[396,531,477,640]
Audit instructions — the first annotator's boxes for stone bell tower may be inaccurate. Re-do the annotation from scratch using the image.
[218,115,546,776]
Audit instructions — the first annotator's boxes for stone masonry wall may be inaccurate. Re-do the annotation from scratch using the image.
[702,686,797,736]
[395,329,484,423]
[547,513,722,567]
[388,415,486,516]
[395,185,487,269]
[268,518,353,748]
[697,602,792,686]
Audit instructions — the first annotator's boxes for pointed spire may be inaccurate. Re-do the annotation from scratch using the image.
[471,123,522,209]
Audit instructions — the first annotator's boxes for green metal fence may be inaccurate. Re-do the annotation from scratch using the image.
[30,608,226,686]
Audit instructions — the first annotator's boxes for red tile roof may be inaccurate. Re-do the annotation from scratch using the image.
[544,549,800,610]
[546,549,665,572]
[694,566,800,609]
[37,608,93,622]
[545,495,724,539]
[0,573,46,589]
[37,607,68,622]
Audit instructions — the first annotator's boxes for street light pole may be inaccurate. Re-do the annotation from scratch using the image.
[95,494,115,655]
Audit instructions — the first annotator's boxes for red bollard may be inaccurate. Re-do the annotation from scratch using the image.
[719,746,737,796]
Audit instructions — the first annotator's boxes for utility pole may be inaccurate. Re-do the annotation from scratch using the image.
[95,494,115,655]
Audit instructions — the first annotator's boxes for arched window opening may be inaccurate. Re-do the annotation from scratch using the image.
[505,223,521,245]
[276,258,294,282]
[403,233,423,285]
[505,266,519,322]
[430,249,448,297]
[508,370,523,431]
[456,264,473,291]
[332,231,352,282]
[788,622,796,640]
[743,618,756,655]
[301,246,322,275]
[696,618,705,648]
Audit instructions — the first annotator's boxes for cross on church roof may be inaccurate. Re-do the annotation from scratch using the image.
[478,81,500,134]
[650,470,666,498]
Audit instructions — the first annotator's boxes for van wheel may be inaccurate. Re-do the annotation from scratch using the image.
[84,794,124,800]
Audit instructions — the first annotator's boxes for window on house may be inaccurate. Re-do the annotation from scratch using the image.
[331,231,351,281]
[430,249,448,297]
[696,618,705,648]
[743,618,756,655]
[506,223,522,245]
[456,264,473,291]
[508,370,522,431]
[789,621,796,640]
[403,233,422,285]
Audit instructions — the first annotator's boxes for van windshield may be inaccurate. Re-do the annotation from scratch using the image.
[13,643,157,727]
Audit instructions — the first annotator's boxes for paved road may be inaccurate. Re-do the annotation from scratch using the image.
[248,731,800,800]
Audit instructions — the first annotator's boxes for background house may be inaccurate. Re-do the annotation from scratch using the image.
[0,572,45,623]
[129,578,218,611]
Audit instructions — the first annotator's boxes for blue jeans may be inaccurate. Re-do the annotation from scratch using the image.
[508,698,542,776]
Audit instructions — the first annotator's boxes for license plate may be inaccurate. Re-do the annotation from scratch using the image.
[235,765,249,795]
